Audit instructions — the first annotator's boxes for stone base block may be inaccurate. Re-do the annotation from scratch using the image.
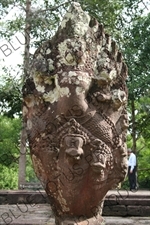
[56,216,105,225]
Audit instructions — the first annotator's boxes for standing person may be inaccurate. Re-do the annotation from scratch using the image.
[128,148,137,191]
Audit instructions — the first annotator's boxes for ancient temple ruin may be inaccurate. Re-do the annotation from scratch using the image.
[23,2,128,225]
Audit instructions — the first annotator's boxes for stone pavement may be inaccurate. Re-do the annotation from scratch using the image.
[0,189,150,225]
[105,217,150,225]
[0,204,150,225]
[107,189,150,197]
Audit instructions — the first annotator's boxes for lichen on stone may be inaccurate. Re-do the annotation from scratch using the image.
[43,74,70,103]
[76,86,85,95]
[23,2,128,222]
[60,2,90,37]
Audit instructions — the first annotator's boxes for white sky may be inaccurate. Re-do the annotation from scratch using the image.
[0,33,24,65]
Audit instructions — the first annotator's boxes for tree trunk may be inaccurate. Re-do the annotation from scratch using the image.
[131,96,137,154]
[18,0,31,189]
[18,123,27,188]
[23,0,31,80]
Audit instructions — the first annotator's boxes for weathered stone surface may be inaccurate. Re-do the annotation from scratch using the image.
[0,196,7,205]
[1,203,150,225]
[127,206,150,217]
[23,2,128,225]
[103,205,127,216]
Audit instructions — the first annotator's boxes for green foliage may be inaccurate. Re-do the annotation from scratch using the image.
[0,116,21,157]
[124,134,150,189]
[0,115,37,189]
[123,11,150,169]
[135,136,150,189]
[0,0,71,45]
[80,0,124,36]
[138,147,150,188]
[0,70,22,117]
[125,13,150,99]
[0,116,21,189]
[0,165,18,189]
[26,153,38,183]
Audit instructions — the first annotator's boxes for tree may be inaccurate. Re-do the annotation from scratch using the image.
[122,13,150,188]
[124,13,150,152]
[0,73,22,117]
[0,116,20,189]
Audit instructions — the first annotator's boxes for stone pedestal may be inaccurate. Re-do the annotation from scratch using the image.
[23,2,128,225]
[55,216,105,225]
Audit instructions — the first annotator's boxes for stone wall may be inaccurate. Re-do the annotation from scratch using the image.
[0,190,149,217]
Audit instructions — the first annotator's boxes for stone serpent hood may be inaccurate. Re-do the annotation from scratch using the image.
[23,2,128,225]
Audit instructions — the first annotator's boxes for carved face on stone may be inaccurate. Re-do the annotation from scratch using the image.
[23,2,128,223]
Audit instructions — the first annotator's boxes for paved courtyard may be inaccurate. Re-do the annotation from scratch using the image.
[0,190,150,224]
[0,203,150,225]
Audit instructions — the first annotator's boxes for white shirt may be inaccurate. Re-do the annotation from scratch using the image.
[128,152,136,171]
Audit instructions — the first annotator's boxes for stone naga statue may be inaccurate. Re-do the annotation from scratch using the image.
[23,2,128,225]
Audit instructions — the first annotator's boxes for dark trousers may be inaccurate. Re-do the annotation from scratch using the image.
[128,166,137,190]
